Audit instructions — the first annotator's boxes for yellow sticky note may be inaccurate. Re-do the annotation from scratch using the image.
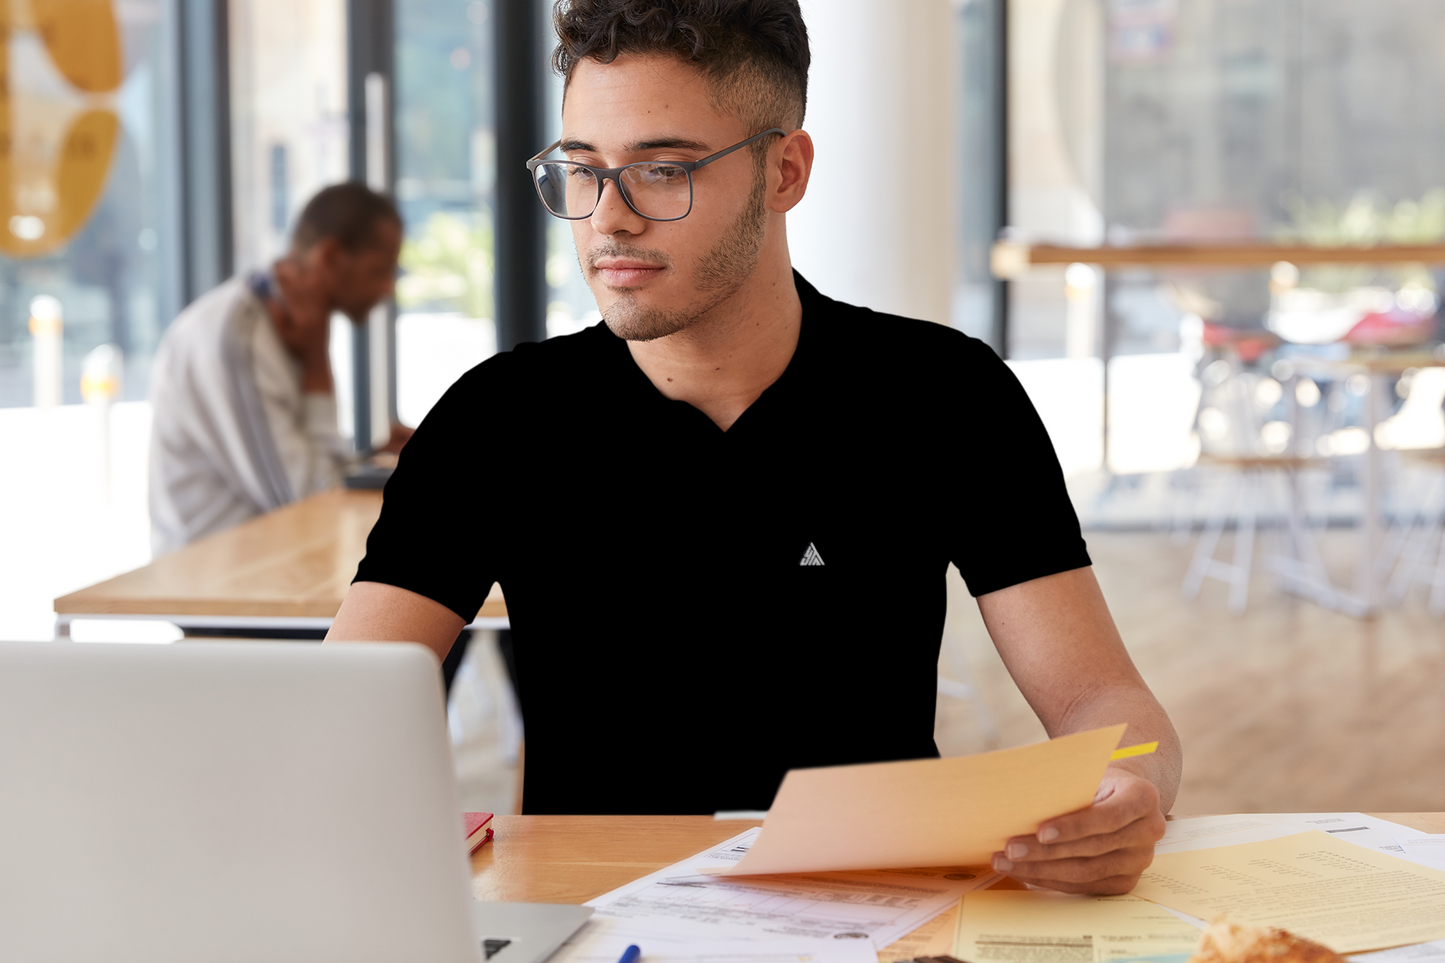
[1132,830,1445,953]
[954,890,1202,963]
[707,724,1125,876]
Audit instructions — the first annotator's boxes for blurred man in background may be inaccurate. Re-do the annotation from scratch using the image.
[148,183,409,555]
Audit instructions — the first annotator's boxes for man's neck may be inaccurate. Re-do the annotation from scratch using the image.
[625,258,803,432]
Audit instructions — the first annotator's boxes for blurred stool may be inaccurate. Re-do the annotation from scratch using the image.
[1386,447,1445,616]
[1183,453,1335,612]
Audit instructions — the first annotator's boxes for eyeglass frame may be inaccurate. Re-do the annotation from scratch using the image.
[524,128,785,222]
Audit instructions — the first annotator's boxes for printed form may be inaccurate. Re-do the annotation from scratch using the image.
[952,891,1204,963]
[549,915,880,963]
[586,827,999,950]
[1157,814,1445,870]
[1351,941,1445,963]
[1392,835,1445,872]
[1131,830,1445,953]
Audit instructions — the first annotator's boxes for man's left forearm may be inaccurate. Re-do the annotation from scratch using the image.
[1057,682,1182,813]
[979,566,1181,893]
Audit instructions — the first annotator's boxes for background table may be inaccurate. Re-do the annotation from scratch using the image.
[1291,355,1445,615]
[52,488,507,637]
[470,814,1445,957]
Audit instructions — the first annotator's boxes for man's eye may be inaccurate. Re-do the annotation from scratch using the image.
[637,165,686,184]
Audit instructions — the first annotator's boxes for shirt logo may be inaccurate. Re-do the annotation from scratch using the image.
[799,543,825,566]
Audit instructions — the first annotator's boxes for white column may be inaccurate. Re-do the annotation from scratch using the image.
[788,0,956,324]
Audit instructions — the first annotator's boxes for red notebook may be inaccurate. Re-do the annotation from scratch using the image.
[464,812,494,854]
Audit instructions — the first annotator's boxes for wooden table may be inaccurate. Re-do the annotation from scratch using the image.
[468,813,1445,902]
[471,809,1445,954]
[470,814,1445,957]
[52,488,508,637]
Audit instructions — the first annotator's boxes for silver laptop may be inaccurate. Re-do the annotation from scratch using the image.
[0,640,587,963]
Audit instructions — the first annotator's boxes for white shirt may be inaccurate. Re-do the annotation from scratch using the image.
[148,274,348,555]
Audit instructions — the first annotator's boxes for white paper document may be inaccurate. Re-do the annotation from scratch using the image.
[1350,941,1445,963]
[549,915,881,963]
[1255,814,1445,868]
[1155,815,1310,855]
[587,828,1000,950]
[1393,835,1445,872]
[1159,814,1440,867]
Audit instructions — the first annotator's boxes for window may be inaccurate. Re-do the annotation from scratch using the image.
[228,0,349,274]
[393,0,500,427]
[1001,0,1445,477]
[0,0,182,406]
[0,0,183,639]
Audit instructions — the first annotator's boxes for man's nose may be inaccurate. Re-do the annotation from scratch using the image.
[588,177,646,236]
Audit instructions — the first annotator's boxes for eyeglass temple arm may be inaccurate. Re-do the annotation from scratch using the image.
[525,128,784,171]
[691,128,786,171]
[525,140,562,168]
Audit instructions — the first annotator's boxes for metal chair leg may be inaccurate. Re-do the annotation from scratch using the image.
[1183,471,1235,600]
[1228,470,1259,613]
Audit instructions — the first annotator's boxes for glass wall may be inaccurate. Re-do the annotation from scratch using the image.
[1007,0,1445,361]
[1102,0,1445,347]
[0,0,183,407]
[953,0,1005,347]
[542,38,602,339]
[0,0,183,639]
[1000,0,1445,480]
[228,0,349,274]
[392,0,500,426]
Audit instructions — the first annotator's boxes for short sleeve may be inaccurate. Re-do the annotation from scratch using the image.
[946,337,1091,597]
[352,360,504,621]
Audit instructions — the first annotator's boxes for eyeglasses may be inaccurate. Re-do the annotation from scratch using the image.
[525,128,784,222]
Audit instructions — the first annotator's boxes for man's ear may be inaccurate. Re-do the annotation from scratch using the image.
[769,129,814,215]
[308,237,344,278]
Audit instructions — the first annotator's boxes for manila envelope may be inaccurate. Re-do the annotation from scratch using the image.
[708,724,1126,876]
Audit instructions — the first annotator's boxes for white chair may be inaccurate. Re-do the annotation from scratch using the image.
[1182,453,1337,612]
[1386,447,1445,616]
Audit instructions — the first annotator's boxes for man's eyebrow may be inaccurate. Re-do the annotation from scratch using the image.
[626,137,711,153]
[558,136,712,155]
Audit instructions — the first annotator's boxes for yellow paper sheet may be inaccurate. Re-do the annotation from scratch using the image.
[707,724,1126,876]
[953,891,1203,963]
[1131,830,1445,954]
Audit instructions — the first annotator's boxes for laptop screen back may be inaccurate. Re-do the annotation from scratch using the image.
[0,641,482,963]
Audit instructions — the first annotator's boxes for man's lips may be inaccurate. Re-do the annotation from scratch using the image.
[592,257,665,287]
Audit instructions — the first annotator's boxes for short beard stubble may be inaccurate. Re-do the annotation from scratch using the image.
[595,160,769,343]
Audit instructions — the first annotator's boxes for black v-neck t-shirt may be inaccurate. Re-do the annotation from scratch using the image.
[355,272,1089,814]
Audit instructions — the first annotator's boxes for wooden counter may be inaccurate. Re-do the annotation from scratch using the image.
[53,488,506,631]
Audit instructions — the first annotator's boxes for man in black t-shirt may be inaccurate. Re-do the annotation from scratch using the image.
[328,0,1181,895]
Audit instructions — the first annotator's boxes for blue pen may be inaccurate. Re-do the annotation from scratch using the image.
[617,945,641,963]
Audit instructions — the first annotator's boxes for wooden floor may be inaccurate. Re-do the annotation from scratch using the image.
[453,528,1445,815]
[937,529,1445,815]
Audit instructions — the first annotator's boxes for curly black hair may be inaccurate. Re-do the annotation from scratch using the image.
[551,0,809,130]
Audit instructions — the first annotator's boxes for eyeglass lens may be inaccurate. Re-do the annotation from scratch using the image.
[533,162,692,220]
